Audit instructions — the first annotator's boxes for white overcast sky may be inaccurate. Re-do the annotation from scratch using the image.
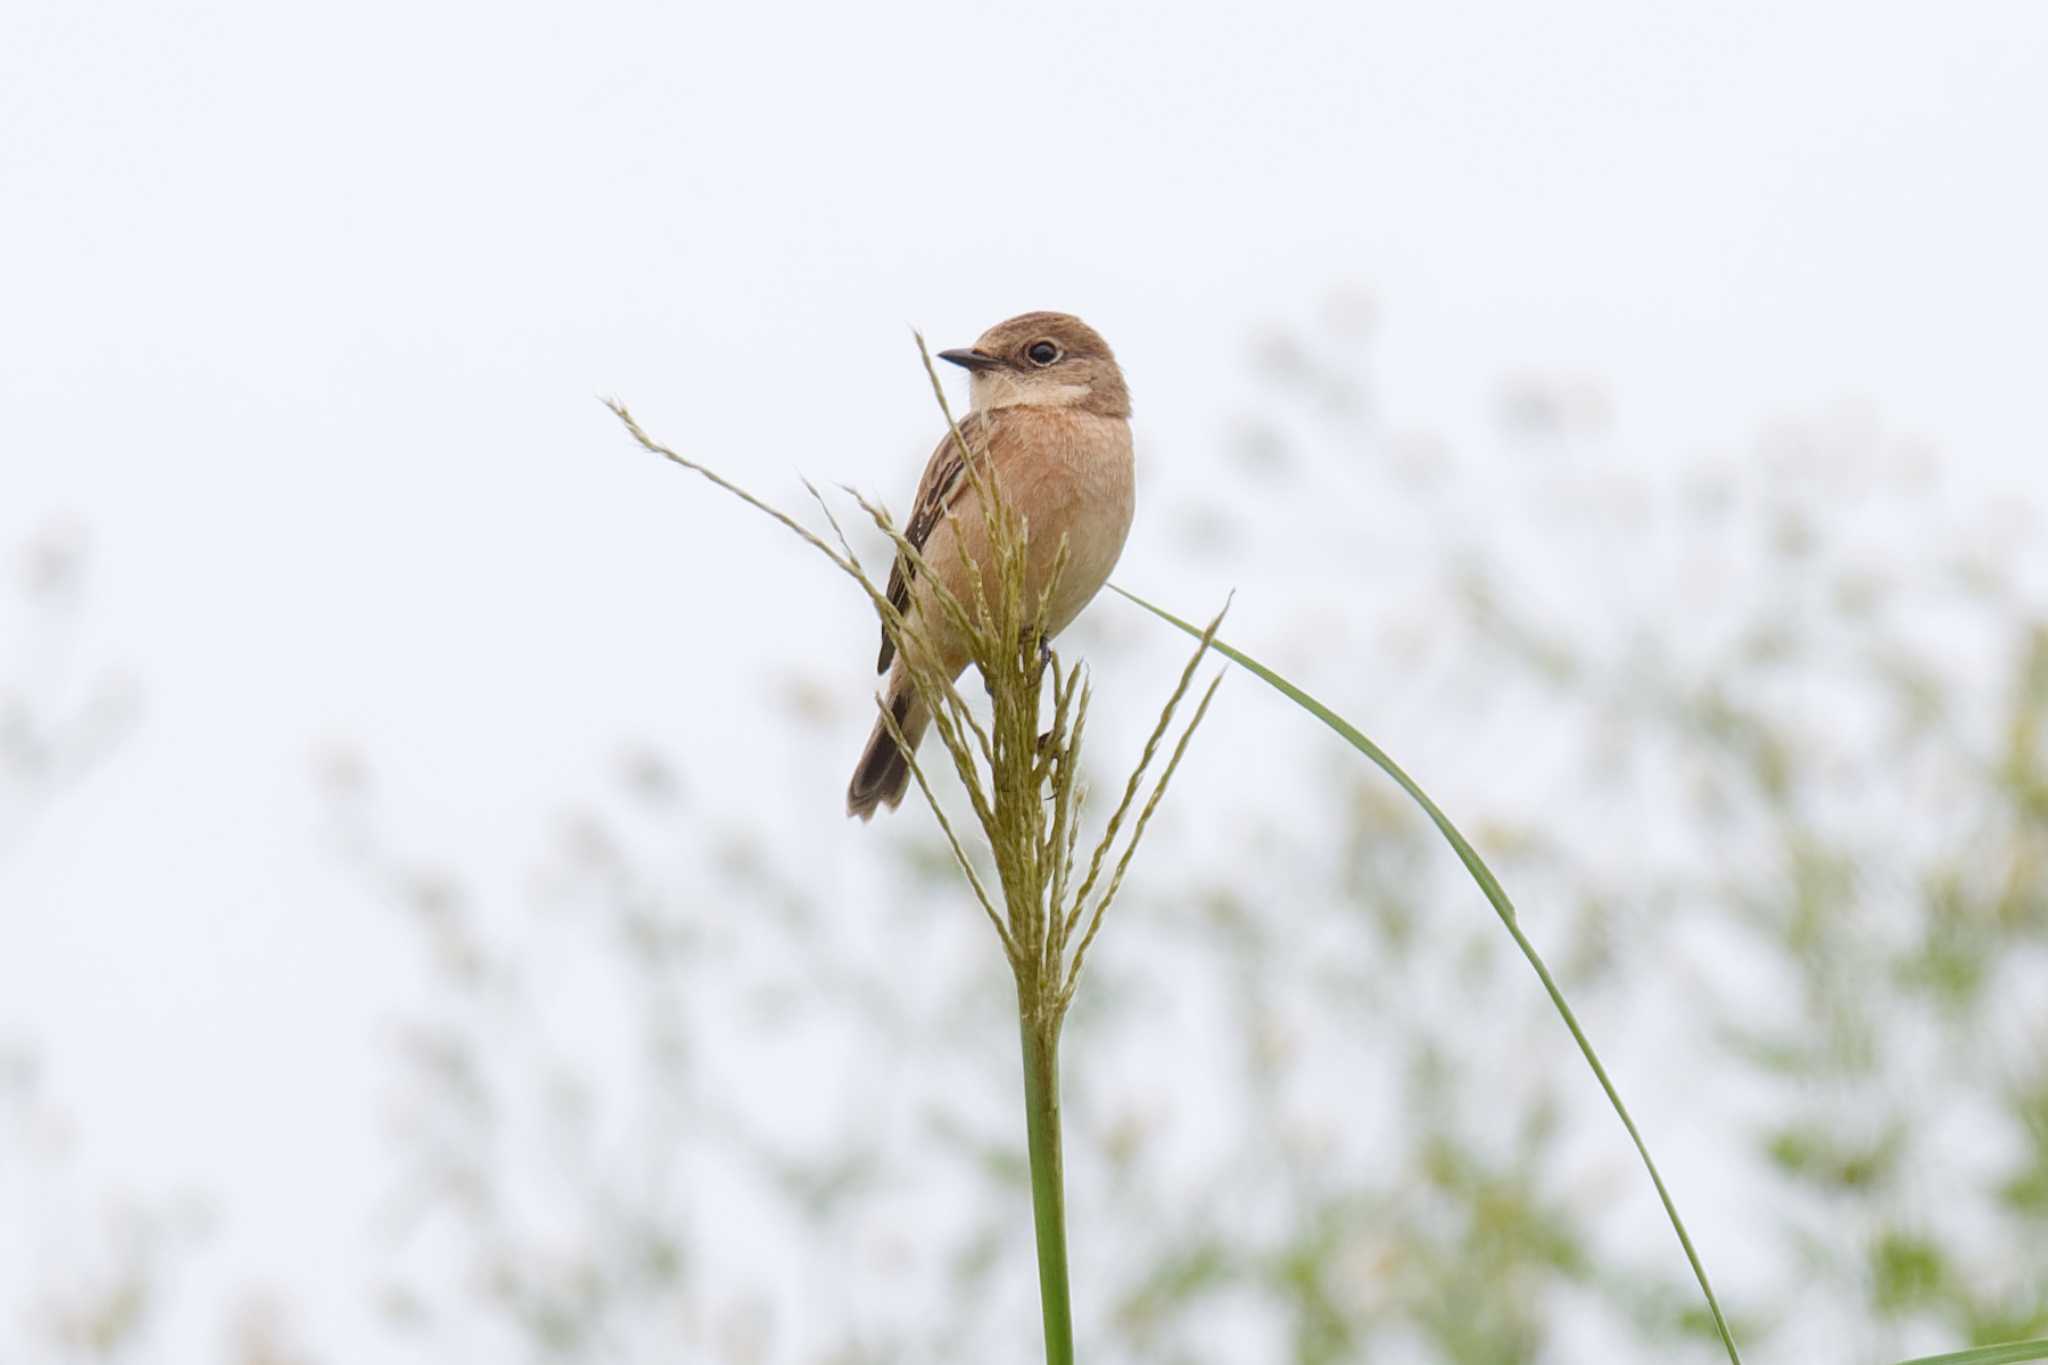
[3,0,2046,1356]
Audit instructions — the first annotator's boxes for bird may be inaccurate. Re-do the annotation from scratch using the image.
[846,311,1136,820]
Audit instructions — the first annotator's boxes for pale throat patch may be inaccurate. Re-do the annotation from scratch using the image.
[968,369,1089,412]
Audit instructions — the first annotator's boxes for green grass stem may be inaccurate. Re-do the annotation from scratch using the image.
[1020,1011,1075,1365]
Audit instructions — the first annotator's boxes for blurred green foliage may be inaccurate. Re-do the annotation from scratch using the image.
[0,527,197,1364]
[9,299,2044,1365]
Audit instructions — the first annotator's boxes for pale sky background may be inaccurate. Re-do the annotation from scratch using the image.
[4,0,2047,1358]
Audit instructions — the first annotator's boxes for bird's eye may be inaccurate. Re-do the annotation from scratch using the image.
[1026,341,1060,367]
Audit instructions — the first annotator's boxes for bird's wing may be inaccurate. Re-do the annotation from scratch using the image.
[877,410,995,673]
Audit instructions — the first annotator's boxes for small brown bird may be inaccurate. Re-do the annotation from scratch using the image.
[846,312,1136,820]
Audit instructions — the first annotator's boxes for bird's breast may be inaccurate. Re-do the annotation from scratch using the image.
[992,409,1135,635]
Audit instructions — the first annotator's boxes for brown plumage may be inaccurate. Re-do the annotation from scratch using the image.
[847,312,1136,820]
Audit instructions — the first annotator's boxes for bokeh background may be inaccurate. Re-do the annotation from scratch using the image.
[5,2,2047,1362]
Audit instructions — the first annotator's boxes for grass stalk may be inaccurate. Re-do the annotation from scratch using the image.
[1019,1009,1075,1365]
[610,340,1222,1365]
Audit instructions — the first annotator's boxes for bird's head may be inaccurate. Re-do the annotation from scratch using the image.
[940,312,1130,418]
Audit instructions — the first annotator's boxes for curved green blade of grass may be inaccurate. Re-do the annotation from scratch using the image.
[1890,1343,2048,1365]
[1111,584,1746,1365]
[1116,586,2048,1365]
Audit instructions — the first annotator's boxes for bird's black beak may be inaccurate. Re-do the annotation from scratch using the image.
[938,348,1001,372]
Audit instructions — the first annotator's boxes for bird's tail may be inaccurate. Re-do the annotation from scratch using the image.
[846,688,930,820]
